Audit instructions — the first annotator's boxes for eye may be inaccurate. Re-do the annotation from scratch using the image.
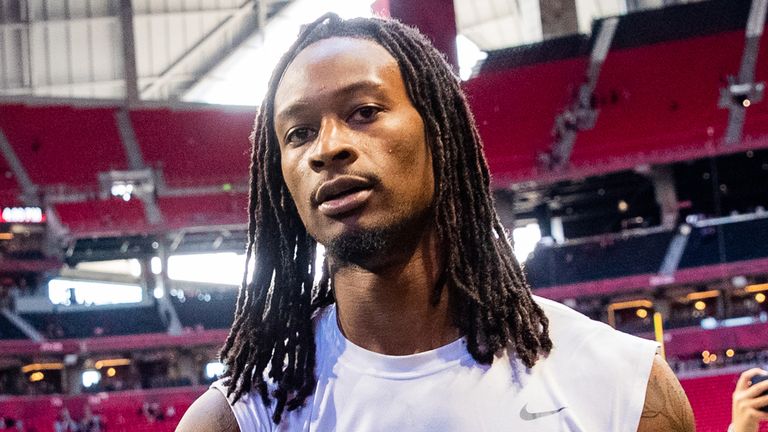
[348,106,381,124]
[285,127,317,146]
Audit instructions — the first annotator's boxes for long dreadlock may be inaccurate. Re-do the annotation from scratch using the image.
[220,13,553,424]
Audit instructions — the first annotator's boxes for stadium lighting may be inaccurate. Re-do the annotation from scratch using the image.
[205,361,226,380]
[456,34,487,80]
[150,256,162,275]
[168,253,249,286]
[48,278,143,306]
[82,370,101,388]
[110,183,134,201]
[512,223,542,264]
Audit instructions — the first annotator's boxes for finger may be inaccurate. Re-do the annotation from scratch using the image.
[746,407,768,421]
[737,369,768,390]
[748,394,768,410]
[745,376,768,398]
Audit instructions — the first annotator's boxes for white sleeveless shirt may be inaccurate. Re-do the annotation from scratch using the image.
[212,295,658,431]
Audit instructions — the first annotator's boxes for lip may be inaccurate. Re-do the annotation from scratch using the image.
[318,188,373,216]
[314,176,375,217]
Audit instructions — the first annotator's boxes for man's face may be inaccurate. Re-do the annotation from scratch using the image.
[274,37,435,261]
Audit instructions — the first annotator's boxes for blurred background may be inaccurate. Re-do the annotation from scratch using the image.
[0,0,767,430]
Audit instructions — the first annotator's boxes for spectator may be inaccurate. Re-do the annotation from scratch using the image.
[730,368,768,432]
[140,401,164,423]
[53,408,78,432]
[79,405,101,432]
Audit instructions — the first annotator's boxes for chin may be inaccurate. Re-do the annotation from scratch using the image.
[325,225,391,265]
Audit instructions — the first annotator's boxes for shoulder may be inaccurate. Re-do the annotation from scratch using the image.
[176,388,239,432]
[531,295,663,431]
[532,295,653,353]
[637,355,695,432]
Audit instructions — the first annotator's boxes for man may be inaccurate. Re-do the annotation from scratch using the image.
[178,14,694,431]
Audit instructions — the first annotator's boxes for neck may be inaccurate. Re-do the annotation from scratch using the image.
[330,228,459,355]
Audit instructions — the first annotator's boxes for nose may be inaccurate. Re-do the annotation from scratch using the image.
[309,117,357,171]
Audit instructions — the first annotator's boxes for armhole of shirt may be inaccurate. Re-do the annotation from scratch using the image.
[626,338,660,432]
[554,320,659,432]
[210,378,272,432]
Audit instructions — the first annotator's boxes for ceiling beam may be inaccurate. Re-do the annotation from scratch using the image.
[118,0,140,106]
[543,16,618,170]
[720,0,768,146]
[0,126,69,240]
[113,109,164,226]
[140,0,262,100]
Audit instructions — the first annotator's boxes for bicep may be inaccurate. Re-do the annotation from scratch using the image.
[637,354,695,432]
[176,389,239,432]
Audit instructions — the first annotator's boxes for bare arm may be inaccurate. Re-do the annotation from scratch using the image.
[637,354,696,432]
[176,389,239,432]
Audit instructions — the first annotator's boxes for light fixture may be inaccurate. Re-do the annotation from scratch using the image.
[746,283,768,293]
[94,358,131,369]
[694,300,706,311]
[21,362,64,373]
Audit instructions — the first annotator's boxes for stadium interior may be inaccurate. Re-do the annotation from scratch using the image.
[1,0,768,430]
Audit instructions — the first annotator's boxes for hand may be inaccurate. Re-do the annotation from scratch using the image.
[732,368,768,432]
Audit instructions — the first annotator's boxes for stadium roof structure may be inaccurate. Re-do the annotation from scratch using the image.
[0,0,766,257]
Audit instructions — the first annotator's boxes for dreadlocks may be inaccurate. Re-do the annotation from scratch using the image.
[219,13,553,424]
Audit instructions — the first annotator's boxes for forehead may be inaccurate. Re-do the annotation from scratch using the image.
[274,37,404,116]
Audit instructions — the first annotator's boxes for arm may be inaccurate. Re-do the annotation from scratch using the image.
[731,368,768,432]
[637,354,696,432]
[176,389,240,432]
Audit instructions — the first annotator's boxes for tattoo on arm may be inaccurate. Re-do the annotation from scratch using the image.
[639,357,696,432]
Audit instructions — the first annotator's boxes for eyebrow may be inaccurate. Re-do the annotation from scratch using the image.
[275,80,387,122]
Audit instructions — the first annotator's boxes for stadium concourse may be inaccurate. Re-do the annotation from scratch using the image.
[1,0,768,430]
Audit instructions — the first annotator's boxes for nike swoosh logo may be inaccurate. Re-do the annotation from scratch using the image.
[519,403,567,421]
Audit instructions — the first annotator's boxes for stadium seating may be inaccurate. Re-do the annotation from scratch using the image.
[54,198,150,237]
[0,385,205,432]
[157,192,248,230]
[0,104,128,187]
[463,57,588,182]
[20,306,166,339]
[129,108,253,188]
[681,372,768,432]
[571,30,742,168]
[1,372,764,431]
[679,218,768,268]
[0,313,26,340]
[525,230,673,288]
[171,289,237,330]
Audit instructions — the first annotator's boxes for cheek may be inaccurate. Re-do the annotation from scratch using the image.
[387,133,434,199]
[280,154,308,210]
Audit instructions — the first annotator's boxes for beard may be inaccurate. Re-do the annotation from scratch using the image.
[326,225,391,264]
[324,205,433,268]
